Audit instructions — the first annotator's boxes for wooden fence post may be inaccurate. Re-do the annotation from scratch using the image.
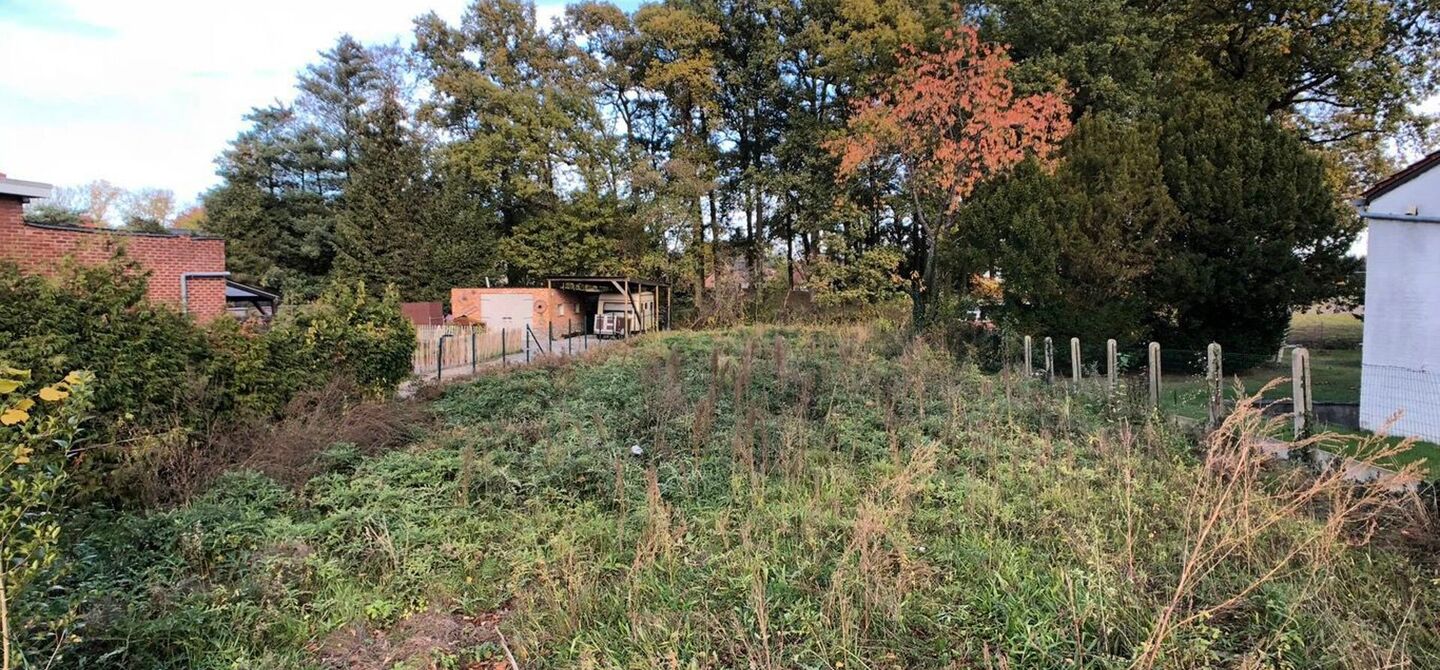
[1147,342,1161,410]
[1292,347,1313,438]
[471,330,477,375]
[1070,337,1082,386]
[1106,339,1118,394]
[1207,342,1223,428]
[1043,336,1055,384]
[1023,335,1033,379]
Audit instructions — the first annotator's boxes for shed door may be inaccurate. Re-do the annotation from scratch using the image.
[480,294,533,332]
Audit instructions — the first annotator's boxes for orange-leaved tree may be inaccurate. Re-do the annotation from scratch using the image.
[830,23,1071,322]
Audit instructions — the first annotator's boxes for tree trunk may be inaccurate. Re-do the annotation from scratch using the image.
[693,195,705,312]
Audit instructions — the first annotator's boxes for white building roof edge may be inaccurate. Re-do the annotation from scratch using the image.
[0,177,54,200]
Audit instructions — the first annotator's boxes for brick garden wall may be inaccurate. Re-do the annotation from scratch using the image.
[0,195,228,322]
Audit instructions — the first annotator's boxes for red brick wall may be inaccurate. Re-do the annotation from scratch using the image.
[0,195,228,322]
[451,287,587,336]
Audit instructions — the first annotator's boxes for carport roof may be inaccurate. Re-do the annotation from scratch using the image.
[545,275,669,288]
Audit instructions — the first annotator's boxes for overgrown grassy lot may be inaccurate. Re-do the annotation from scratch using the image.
[40,325,1440,669]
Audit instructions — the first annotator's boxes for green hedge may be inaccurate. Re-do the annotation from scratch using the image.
[0,257,415,442]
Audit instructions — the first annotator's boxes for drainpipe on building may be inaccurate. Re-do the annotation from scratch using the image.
[180,271,231,314]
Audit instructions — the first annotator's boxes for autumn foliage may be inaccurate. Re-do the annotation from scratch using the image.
[834,24,1071,215]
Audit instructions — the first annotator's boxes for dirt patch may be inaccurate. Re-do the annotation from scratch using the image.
[313,605,509,670]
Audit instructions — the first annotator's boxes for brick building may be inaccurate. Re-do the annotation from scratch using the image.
[0,173,229,321]
[451,287,587,337]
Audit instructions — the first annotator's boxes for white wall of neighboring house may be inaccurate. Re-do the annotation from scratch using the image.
[1359,161,1440,443]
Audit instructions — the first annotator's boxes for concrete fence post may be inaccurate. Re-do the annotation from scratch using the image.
[1292,347,1313,438]
[1070,337,1082,387]
[1147,342,1161,410]
[1043,336,1055,384]
[1023,335,1033,379]
[1207,342,1223,428]
[1106,339,1118,394]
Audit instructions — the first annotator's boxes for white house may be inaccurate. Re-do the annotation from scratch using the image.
[1355,150,1440,443]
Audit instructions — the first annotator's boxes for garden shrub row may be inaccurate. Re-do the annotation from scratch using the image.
[0,257,415,495]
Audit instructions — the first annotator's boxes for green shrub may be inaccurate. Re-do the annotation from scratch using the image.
[2,367,94,665]
[277,281,416,397]
[0,261,210,433]
[0,258,415,505]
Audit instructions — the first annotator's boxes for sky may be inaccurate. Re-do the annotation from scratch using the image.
[1,0,1435,217]
[0,0,576,206]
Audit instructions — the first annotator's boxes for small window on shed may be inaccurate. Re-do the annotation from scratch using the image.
[558,303,566,316]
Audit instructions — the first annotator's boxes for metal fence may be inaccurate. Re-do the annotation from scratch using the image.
[1360,363,1440,444]
[412,325,524,377]
[1003,335,1338,432]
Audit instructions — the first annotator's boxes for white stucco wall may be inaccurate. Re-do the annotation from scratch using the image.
[1368,169,1440,218]
[1359,169,1440,442]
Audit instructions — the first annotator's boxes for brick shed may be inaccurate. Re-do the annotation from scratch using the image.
[451,287,587,337]
[0,173,228,322]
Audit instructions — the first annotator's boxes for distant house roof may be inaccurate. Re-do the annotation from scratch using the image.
[1358,149,1440,205]
[0,176,53,201]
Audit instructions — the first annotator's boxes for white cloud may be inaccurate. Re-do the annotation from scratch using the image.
[0,0,571,205]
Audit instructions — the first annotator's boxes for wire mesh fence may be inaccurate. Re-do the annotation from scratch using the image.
[1360,363,1440,444]
[994,334,1364,425]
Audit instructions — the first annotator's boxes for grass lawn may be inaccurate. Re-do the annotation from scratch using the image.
[37,325,1440,669]
[1289,311,1364,349]
[1161,348,1361,415]
[1159,350,1440,477]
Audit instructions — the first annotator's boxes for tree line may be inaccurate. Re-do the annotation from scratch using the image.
[197,0,1438,355]
[25,180,201,233]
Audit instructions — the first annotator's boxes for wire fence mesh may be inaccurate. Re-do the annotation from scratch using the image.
[1360,363,1440,444]
[996,335,1364,424]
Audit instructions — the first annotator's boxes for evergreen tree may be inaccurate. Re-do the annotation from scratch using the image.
[297,35,392,180]
[203,105,340,297]
[332,91,433,300]
[952,114,1180,351]
[1149,92,1363,357]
